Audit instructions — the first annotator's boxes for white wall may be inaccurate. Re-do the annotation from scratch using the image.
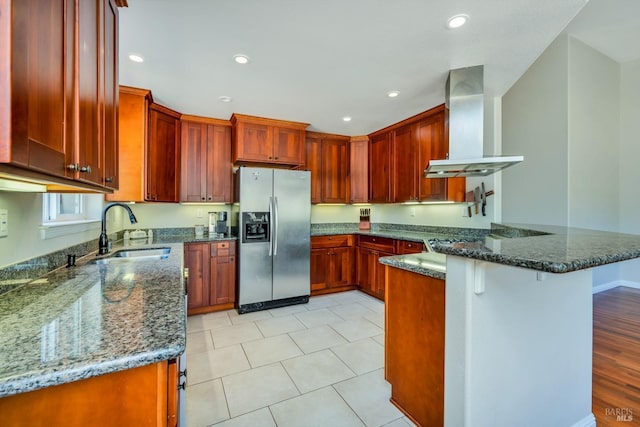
[121,203,232,230]
[502,34,639,289]
[0,192,122,268]
[502,35,570,226]
[618,58,640,284]
[567,37,620,232]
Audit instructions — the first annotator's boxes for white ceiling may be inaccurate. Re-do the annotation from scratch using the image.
[118,0,638,136]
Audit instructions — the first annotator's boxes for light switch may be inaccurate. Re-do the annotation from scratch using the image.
[0,209,8,237]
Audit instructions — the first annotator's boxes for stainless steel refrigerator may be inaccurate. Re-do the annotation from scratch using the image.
[237,167,311,314]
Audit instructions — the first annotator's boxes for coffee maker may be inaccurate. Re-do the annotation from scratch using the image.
[208,211,228,236]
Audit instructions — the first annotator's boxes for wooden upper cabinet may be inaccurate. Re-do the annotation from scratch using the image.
[74,0,102,186]
[147,103,181,202]
[368,131,392,203]
[416,112,447,201]
[321,136,349,203]
[231,114,308,166]
[392,106,447,202]
[305,132,349,204]
[102,0,119,189]
[0,0,71,177]
[180,116,232,203]
[106,86,150,202]
[1,0,121,191]
[273,126,305,164]
[368,104,466,203]
[305,134,323,203]
[349,136,368,204]
[392,124,417,202]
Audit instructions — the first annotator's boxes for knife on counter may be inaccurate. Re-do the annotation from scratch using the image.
[474,187,480,214]
[481,182,487,216]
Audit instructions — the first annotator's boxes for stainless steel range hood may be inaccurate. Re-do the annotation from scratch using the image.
[424,65,523,178]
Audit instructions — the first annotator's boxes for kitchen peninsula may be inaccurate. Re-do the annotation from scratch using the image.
[381,223,640,427]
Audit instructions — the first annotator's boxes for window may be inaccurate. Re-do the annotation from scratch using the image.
[40,193,102,240]
[42,193,102,224]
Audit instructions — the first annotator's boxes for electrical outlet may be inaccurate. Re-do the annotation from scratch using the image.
[0,209,8,237]
[196,208,203,218]
[409,207,416,217]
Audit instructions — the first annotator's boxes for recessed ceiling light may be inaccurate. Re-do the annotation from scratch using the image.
[233,54,250,64]
[446,14,469,29]
[387,91,400,98]
[128,54,144,63]
[342,116,352,122]
[218,96,232,102]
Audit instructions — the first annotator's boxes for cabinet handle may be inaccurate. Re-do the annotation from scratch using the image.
[178,382,186,391]
[208,196,212,200]
[80,165,92,174]
[180,369,187,378]
[105,177,113,183]
[67,163,79,171]
[268,156,273,159]
[201,197,205,201]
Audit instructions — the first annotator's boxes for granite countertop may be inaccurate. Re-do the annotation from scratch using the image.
[429,223,640,274]
[310,225,487,247]
[0,237,190,398]
[378,252,447,280]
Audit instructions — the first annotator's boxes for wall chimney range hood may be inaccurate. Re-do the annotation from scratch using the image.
[424,65,523,178]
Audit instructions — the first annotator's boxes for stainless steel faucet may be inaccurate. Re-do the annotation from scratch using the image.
[99,203,138,255]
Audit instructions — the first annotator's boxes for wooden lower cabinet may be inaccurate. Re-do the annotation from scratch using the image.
[310,235,355,295]
[385,266,445,427]
[356,247,393,299]
[185,241,236,315]
[0,360,181,427]
[356,235,396,300]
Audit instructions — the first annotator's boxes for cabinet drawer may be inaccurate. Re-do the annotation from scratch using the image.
[311,234,354,248]
[397,240,425,254]
[210,241,236,257]
[358,235,395,252]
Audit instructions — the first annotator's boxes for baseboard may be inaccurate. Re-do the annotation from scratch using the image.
[592,280,640,294]
[571,413,596,427]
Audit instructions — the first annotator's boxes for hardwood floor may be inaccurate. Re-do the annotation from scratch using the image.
[593,286,640,426]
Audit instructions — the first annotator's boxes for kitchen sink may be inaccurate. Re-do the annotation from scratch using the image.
[93,247,171,264]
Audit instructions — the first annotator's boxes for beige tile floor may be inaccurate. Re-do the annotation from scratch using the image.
[185,290,417,427]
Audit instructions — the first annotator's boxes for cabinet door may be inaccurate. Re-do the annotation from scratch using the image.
[330,246,353,287]
[393,124,416,202]
[75,0,102,185]
[273,127,304,165]
[235,122,272,162]
[305,135,322,203]
[106,87,149,202]
[147,105,180,202]
[206,125,232,202]
[210,255,236,305]
[374,250,394,298]
[101,0,119,189]
[349,137,368,203]
[417,114,447,201]
[184,243,209,310]
[4,0,70,176]
[369,132,392,202]
[310,248,330,291]
[180,121,207,202]
[356,247,376,295]
[321,137,349,203]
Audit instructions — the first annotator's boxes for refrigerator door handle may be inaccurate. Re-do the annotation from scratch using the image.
[273,196,279,256]
[268,196,274,257]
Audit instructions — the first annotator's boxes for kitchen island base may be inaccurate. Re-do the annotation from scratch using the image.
[385,257,597,427]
